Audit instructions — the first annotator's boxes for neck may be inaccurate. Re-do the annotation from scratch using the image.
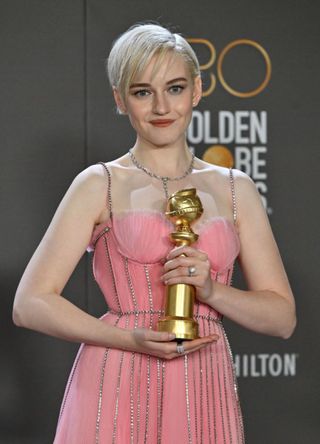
[130,142,193,178]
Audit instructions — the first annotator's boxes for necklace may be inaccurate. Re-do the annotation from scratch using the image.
[128,148,195,199]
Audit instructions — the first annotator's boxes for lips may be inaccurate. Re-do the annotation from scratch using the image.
[150,119,175,127]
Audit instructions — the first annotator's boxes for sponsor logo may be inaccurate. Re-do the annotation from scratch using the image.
[187,38,271,98]
[188,110,270,212]
[234,353,299,378]
[188,38,272,213]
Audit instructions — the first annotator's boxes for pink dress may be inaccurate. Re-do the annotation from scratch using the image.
[54,163,245,443]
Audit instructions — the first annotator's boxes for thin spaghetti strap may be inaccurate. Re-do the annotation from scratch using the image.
[229,168,237,224]
[98,162,113,217]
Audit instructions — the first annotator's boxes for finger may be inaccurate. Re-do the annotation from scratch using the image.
[134,328,175,343]
[145,329,176,342]
[167,246,208,261]
[182,335,219,353]
[162,275,202,286]
[149,335,219,359]
[164,260,210,282]
[150,335,215,352]
[163,256,200,272]
[184,341,215,355]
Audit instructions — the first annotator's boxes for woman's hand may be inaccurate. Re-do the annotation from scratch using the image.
[129,328,218,360]
[161,245,213,303]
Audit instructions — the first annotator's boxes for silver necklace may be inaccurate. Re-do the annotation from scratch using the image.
[128,148,195,199]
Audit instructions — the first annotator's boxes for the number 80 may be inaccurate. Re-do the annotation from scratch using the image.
[188,38,272,98]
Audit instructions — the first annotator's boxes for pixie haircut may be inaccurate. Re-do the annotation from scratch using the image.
[107,23,200,102]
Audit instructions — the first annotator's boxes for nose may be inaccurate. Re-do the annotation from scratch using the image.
[152,92,170,115]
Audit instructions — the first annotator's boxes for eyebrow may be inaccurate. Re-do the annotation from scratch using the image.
[129,77,188,89]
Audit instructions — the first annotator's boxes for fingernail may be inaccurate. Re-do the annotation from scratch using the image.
[169,333,176,340]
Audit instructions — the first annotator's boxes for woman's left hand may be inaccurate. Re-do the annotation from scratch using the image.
[161,246,213,303]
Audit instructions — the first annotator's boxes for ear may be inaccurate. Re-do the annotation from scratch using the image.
[112,87,127,114]
[192,75,202,107]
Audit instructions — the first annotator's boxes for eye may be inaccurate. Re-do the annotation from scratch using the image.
[168,85,185,95]
[133,89,151,98]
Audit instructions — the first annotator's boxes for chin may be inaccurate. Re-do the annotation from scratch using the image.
[149,138,183,148]
[146,130,187,148]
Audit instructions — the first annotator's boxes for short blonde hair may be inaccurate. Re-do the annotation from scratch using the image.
[107,23,200,102]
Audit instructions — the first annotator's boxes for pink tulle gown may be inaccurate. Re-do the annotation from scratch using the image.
[54,162,245,443]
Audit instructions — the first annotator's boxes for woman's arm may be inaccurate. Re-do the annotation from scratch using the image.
[13,165,120,345]
[163,170,296,339]
[13,165,217,357]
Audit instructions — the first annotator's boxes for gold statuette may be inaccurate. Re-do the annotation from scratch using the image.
[157,188,203,340]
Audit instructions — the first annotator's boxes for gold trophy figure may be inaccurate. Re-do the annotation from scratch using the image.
[157,188,203,340]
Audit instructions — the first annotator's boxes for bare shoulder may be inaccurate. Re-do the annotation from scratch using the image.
[231,167,254,184]
[98,154,141,183]
[195,159,263,217]
[72,164,108,193]
[195,157,235,186]
[229,169,266,227]
[56,164,112,226]
[231,168,262,201]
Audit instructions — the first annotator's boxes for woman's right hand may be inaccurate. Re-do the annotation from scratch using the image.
[129,328,219,360]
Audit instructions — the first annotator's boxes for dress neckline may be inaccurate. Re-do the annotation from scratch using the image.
[91,209,239,245]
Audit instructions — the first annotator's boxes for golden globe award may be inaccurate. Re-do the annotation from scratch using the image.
[157,188,203,340]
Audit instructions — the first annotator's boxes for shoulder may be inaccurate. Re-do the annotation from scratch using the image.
[229,169,266,227]
[195,159,263,217]
[66,164,108,210]
[57,164,113,225]
[70,164,109,196]
[231,168,261,200]
[69,157,133,201]
[231,167,253,183]
[71,154,144,200]
[194,157,260,191]
[194,157,236,186]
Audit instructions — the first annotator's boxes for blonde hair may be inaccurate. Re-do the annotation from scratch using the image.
[107,23,200,103]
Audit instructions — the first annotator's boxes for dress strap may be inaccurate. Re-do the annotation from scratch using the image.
[229,168,237,224]
[98,162,112,217]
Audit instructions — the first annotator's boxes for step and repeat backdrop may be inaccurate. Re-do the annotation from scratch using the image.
[1,1,319,443]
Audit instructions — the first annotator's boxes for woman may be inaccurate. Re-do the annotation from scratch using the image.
[13,23,296,443]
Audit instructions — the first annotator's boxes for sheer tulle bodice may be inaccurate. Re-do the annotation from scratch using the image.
[91,211,240,268]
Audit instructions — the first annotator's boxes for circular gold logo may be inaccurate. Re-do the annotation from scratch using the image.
[217,39,272,98]
[202,145,234,168]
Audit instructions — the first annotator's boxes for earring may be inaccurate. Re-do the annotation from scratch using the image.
[118,106,127,115]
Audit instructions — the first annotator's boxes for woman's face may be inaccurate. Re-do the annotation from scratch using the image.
[114,53,202,149]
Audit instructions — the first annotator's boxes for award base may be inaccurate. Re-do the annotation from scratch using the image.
[157,283,199,340]
[157,317,199,340]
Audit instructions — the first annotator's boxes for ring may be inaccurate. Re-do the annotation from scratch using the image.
[188,266,196,277]
[176,343,185,354]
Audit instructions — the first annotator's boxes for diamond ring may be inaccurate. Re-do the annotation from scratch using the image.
[188,266,196,277]
[176,343,185,354]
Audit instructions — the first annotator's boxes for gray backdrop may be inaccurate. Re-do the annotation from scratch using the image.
[1,1,319,443]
